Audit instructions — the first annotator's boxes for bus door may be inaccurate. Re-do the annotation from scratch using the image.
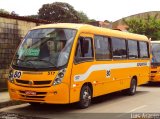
[70,33,94,103]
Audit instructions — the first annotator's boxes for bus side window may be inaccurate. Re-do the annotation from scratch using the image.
[94,35,111,60]
[128,40,138,59]
[139,41,149,58]
[75,37,93,63]
[112,37,127,59]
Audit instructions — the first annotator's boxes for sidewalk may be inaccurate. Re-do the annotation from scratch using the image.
[0,91,24,109]
[0,92,10,103]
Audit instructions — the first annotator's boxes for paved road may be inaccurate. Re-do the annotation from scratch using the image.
[1,83,160,119]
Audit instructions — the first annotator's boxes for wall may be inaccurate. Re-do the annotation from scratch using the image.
[0,16,48,90]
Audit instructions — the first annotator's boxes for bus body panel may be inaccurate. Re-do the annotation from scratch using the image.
[69,31,150,103]
[8,69,71,104]
[70,60,150,103]
[8,81,70,104]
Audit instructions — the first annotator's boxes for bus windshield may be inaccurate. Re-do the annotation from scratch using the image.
[12,28,76,70]
[152,43,160,64]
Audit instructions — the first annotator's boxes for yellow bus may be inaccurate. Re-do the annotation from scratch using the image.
[8,23,150,108]
[150,41,160,82]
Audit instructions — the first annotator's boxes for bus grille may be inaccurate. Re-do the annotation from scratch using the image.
[16,79,28,84]
[15,79,52,87]
[151,71,157,73]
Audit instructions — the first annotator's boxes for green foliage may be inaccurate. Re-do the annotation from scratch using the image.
[38,2,90,23]
[77,11,89,23]
[27,15,38,19]
[0,9,19,16]
[0,9,10,14]
[89,19,96,22]
[11,11,19,16]
[104,20,111,23]
[123,14,160,40]
[38,2,80,23]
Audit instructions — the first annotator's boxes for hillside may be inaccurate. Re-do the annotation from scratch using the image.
[112,11,160,28]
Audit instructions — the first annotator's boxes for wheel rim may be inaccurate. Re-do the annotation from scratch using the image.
[82,89,91,107]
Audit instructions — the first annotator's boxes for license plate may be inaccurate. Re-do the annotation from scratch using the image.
[25,90,36,96]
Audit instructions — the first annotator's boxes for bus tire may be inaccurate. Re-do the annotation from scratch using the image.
[78,85,92,109]
[123,78,137,95]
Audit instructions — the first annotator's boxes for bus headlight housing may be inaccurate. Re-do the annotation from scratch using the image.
[8,69,14,84]
[53,69,66,85]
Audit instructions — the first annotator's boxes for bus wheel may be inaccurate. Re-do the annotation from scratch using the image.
[78,85,92,109]
[123,78,137,95]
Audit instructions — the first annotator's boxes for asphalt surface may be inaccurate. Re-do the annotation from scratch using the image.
[1,83,160,119]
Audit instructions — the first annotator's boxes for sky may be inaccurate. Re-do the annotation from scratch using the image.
[0,0,160,22]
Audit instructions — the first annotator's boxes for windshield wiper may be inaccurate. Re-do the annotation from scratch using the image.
[26,59,56,67]
[13,58,38,70]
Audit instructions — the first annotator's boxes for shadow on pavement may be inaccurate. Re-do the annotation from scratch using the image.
[141,82,160,87]
[92,90,148,104]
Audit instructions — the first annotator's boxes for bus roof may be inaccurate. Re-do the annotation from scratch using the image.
[151,41,160,43]
[32,23,148,41]
[32,23,87,30]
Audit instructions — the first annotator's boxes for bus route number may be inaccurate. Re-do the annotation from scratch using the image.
[48,72,55,75]
[106,70,111,78]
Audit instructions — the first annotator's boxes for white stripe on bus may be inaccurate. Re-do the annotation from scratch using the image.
[74,61,150,82]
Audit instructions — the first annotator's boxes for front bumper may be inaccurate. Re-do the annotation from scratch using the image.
[8,81,70,104]
[150,73,160,82]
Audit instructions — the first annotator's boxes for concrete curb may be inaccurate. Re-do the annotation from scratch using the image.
[0,100,25,109]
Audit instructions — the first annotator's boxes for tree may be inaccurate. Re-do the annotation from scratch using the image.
[0,9,10,14]
[11,11,19,16]
[26,15,38,19]
[89,19,96,22]
[104,20,111,23]
[77,11,89,23]
[123,14,160,40]
[38,2,80,23]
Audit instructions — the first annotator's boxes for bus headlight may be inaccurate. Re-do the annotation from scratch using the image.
[8,69,14,84]
[53,69,66,85]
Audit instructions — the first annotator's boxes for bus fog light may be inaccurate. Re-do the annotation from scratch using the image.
[53,91,57,94]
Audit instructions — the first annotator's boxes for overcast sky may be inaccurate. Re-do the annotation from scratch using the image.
[0,0,160,22]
